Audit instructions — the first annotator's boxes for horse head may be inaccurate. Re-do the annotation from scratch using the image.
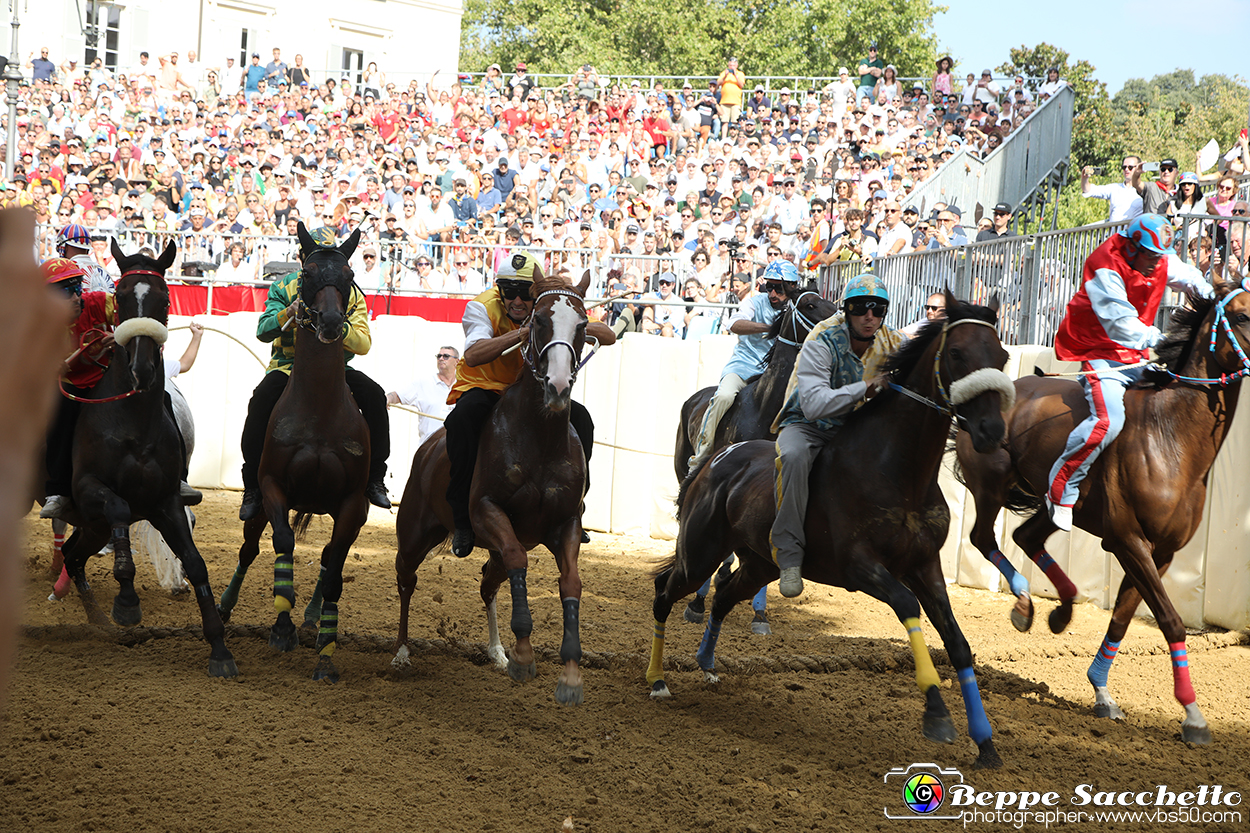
[527,268,590,412]
[111,239,175,393]
[296,223,361,344]
[788,284,839,342]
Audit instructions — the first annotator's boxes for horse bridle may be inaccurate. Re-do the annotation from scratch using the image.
[776,290,822,348]
[296,265,361,339]
[521,287,599,383]
[887,318,1014,429]
[1164,283,1250,386]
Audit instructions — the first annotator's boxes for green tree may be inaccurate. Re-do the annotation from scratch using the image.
[1111,71,1250,172]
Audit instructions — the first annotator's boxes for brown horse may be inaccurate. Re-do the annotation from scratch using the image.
[217,225,369,683]
[954,280,1250,746]
[393,270,593,705]
[673,286,840,482]
[646,293,1015,770]
[57,241,236,677]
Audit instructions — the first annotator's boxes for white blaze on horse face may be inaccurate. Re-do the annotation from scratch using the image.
[133,281,150,318]
[545,296,580,396]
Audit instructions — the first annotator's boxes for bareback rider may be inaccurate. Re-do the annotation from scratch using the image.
[40,258,199,519]
[238,226,392,520]
[1046,213,1213,531]
[57,223,114,294]
[443,253,615,557]
[770,273,903,598]
[688,259,804,470]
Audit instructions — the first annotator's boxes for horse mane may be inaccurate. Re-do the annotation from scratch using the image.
[1153,296,1215,375]
[882,298,1000,379]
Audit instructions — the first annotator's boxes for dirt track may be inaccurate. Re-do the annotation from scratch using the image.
[3,490,1249,832]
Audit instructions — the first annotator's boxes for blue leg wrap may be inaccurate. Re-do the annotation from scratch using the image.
[957,667,993,745]
[751,585,767,612]
[696,577,712,597]
[1087,637,1120,688]
[987,549,1029,597]
[695,616,723,672]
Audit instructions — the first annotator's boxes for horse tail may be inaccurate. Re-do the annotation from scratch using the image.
[132,518,188,592]
[1003,481,1044,515]
[292,512,314,541]
[675,455,713,520]
[650,553,679,579]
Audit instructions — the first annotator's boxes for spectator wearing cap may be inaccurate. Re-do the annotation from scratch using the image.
[927,206,968,248]
[857,45,884,102]
[1134,157,1179,215]
[448,177,479,226]
[643,272,680,337]
[492,158,518,202]
[746,85,771,118]
[1081,155,1143,222]
[242,53,265,100]
[973,69,1001,106]
[976,203,1015,242]
[508,62,534,102]
[356,246,386,291]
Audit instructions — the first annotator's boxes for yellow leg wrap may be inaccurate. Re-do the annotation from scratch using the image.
[905,617,941,692]
[319,641,336,658]
[274,596,293,614]
[645,620,666,685]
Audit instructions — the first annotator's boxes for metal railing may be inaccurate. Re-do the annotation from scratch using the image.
[903,85,1076,226]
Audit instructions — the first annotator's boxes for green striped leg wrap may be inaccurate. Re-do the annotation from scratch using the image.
[316,601,338,652]
[273,553,295,612]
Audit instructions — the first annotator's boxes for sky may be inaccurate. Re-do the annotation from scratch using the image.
[934,0,1250,96]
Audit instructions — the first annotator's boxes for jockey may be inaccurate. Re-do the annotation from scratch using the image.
[444,252,614,557]
[1047,213,1214,531]
[40,258,198,519]
[57,223,114,294]
[770,273,903,598]
[238,226,392,520]
[687,258,802,470]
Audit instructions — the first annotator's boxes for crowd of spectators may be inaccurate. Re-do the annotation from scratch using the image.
[1,43,1081,336]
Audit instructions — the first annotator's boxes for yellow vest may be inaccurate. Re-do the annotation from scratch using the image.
[448,288,525,403]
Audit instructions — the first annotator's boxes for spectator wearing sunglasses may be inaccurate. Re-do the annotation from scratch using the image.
[1133,158,1179,215]
[386,345,459,446]
[1081,156,1144,223]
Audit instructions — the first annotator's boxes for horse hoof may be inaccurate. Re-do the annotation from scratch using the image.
[1182,723,1213,746]
[1093,702,1126,720]
[1049,602,1074,634]
[391,645,411,668]
[750,612,772,636]
[922,713,958,744]
[650,680,672,699]
[269,615,299,653]
[702,670,720,685]
[208,657,239,678]
[506,651,537,682]
[973,739,1004,770]
[312,656,339,684]
[683,598,705,624]
[301,618,319,631]
[555,680,584,706]
[111,600,142,627]
[1010,597,1034,633]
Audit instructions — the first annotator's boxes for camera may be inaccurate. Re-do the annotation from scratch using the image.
[725,238,742,257]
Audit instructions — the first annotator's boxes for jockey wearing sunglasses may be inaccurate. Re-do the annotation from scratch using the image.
[770,273,903,598]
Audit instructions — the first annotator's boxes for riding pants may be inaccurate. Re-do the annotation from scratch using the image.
[240,367,390,490]
[444,387,594,529]
[770,422,841,572]
[1047,359,1141,509]
[690,373,746,466]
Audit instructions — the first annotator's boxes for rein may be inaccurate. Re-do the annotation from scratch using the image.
[887,318,1007,429]
[1163,287,1250,387]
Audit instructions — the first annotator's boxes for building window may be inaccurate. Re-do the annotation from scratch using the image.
[342,48,363,95]
[85,5,122,70]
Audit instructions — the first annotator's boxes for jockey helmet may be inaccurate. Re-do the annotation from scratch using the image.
[41,257,87,289]
[56,223,92,256]
[496,251,540,282]
[307,226,338,248]
[761,259,800,284]
[1120,213,1173,255]
[842,272,890,304]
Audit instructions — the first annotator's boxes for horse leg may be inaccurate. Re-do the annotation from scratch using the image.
[1087,575,1138,722]
[749,582,770,636]
[1012,511,1079,633]
[218,514,267,623]
[550,520,585,705]
[683,554,731,625]
[150,501,238,678]
[908,561,1002,770]
[392,524,444,669]
[303,567,325,630]
[312,499,369,683]
[481,552,508,670]
[264,487,300,653]
[696,553,775,684]
[476,499,536,683]
[963,445,1034,632]
[110,522,142,626]
[61,526,112,626]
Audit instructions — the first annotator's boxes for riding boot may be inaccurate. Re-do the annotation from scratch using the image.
[444,389,500,558]
[240,371,290,521]
[163,391,201,506]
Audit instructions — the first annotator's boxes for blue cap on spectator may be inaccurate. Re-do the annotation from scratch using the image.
[1178,171,1198,185]
[873,189,888,200]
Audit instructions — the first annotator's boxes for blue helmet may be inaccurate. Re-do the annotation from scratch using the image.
[1119,213,1173,255]
[762,259,800,284]
[842,272,889,304]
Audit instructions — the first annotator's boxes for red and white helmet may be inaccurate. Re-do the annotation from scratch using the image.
[41,257,88,287]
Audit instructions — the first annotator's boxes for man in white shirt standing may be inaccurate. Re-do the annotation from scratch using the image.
[1081,156,1144,222]
[386,346,459,446]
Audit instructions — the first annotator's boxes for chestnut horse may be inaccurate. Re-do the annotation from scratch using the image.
[647,293,1015,770]
[218,225,369,684]
[955,280,1250,746]
[393,270,592,705]
[56,241,236,677]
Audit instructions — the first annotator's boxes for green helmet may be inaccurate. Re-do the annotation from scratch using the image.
[842,272,890,304]
[308,226,338,248]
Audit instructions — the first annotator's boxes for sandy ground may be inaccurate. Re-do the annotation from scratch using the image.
[3,490,1248,833]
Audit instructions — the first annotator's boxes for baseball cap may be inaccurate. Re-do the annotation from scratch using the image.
[1159,157,1178,169]
[872,189,889,200]
[992,202,1013,214]
[657,272,676,285]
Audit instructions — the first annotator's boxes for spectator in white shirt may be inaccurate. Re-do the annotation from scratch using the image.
[876,200,913,256]
[386,346,459,446]
[1081,156,1144,222]
[214,242,257,282]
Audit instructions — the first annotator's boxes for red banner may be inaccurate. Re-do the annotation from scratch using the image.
[168,285,470,323]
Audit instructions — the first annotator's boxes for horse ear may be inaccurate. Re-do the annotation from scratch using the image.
[296,222,314,257]
[986,292,1001,316]
[156,240,177,272]
[943,284,959,311]
[577,268,591,295]
[111,238,128,268]
[339,228,362,260]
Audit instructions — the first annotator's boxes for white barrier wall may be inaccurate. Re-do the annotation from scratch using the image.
[168,314,1250,630]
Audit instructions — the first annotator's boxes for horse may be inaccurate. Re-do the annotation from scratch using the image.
[55,240,236,678]
[217,225,369,684]
[393,270,592,705]
[646,292,1015,770]
[953,279,1250,746]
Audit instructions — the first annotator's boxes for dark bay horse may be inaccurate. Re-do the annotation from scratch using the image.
[673,287,838,482]
[647,293,1015,769]
[57,241,236,677]
[218,225,369,683]
[954,280,1250,746]
[394,270,593,705]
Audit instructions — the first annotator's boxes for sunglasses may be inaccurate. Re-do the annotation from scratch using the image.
[363,255,376,260]
[924,304,945,313]
[498,282,531,301]
[1233,209,1249,216]
[885,208,900,214]
[1160,166,1176,172]
[435,353,456,360]
[455,261,469,266]
[764,281,787,293]
[845,299,888,317]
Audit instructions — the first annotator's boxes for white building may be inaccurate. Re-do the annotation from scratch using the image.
[2,0,464,90]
